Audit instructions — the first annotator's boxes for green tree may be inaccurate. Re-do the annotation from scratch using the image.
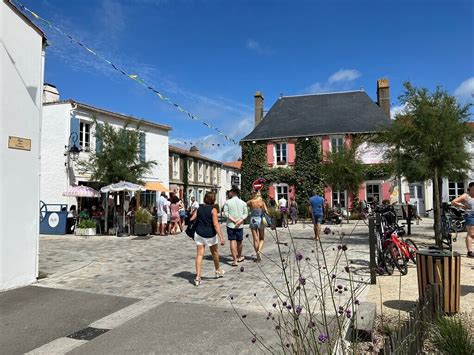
[322,142,365,218]
[78,119,157,186]
[240,141,268,201]
[378,82,472,246]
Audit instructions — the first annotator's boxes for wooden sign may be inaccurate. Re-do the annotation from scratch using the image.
[8,136,31,151]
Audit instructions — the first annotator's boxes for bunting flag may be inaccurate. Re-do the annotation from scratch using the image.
[12,0,239,145]
[169,139,234,148]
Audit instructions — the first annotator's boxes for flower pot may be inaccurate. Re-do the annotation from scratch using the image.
[271,217,283,228]
[75,228,96,236]
[135,223,152,236]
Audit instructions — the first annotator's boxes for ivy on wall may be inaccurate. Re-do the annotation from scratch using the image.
[240,142,268,201]
[182,159,189,202]
[362,163,392,180]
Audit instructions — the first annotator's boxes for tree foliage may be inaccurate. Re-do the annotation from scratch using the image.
[240,141,268,201]
[78,119,157,186]
[376,82,472,245]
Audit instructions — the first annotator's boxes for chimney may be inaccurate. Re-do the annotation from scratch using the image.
[376,78,390,117]
[254,91,264,127]
[43,83,60,103]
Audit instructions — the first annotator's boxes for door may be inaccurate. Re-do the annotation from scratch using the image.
[409,183,425,216]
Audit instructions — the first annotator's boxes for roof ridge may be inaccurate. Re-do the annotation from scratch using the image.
[281,89,365,98]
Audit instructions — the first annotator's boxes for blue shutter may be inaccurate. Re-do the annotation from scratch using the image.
[70,116,80,148]
[95,123,103,153]
[139,132,146,162]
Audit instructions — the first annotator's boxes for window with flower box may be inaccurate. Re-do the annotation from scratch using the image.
[275,143,287,165]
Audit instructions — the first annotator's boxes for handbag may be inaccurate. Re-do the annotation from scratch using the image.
[185,220,196,239]
[262,212,272,227]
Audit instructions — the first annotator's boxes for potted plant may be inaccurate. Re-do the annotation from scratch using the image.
[75,219,96,236]
[268,207,282,228]
[134,207,152,236]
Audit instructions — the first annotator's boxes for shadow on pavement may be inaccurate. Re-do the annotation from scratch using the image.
[383,299,417,312]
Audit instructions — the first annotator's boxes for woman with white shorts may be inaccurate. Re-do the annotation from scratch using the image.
[190,192,225,286]
[452,181,474,258]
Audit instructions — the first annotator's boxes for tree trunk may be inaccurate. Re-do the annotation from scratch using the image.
[433,168,442,247]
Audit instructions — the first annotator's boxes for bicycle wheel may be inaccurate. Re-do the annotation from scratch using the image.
[388,243,408,275]
[382,248,395,275]
[404,238,418,264]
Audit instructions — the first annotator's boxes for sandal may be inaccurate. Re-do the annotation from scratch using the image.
[215,269,225,278]
[194,278,201,286]
[237,256,245,263]
[231,262,238,267]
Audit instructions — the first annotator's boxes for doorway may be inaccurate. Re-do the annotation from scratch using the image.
[409,183,425,216]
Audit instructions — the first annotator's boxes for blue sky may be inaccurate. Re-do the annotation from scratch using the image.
[20,0,474,160]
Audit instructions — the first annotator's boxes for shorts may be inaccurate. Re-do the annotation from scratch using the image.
[179,210,186,218]
[465,214,474,226]
[249,216,264,230]
[157,214,167,224]
[313,214,323,224]
[194,233,218,246]
[227,227,244,241]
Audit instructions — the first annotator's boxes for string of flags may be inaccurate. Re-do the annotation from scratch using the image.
[12,0,239,146]
[170,139,234,148]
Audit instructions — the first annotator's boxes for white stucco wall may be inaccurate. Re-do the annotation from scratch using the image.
[219,166,241,206]
[41,103,169,207]
[0,2,45,290]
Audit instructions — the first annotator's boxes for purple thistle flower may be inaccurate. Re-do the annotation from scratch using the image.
[282,301,287,306]
[344,287,348,291]
[240,266,244,272]
[355,299,360,305]
[296,305,303,314]
[331,273,336,279]
[242,314,247,319]
[253,293,257,297]
[272,303,277,308]
[298,276,306,285]
[251,336,256,344]
[286,304,292,311]
[337,245,342,250]
[338,290,343,294]
[295,251,303,261]
[230,296,234,300]
[342,245,348,251]
[318,333,329,343]
[344,266,350,273]
[337,284,343,290]
[324,227,331,235]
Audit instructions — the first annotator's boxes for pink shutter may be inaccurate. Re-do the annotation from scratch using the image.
[322,136,330,161]
[268,185,276,199]
[288,142,296,166]
[267,142,274,167]
[344,134,352,149]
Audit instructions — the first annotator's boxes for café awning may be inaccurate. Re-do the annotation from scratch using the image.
[144,181,170,192]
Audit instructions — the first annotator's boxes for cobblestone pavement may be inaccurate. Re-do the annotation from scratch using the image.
[38,221,371,313]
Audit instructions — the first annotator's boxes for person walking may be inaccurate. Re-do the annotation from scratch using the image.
[223,187,248,266]
[189,192,225,286]
[190,196,200,213]
[309,191,325,241]
[247,192,269,262]
[289,197,298,225]
[168,195,181,235]
[451,181,474,258]
[278,195,288,227]
[156,192,168,236]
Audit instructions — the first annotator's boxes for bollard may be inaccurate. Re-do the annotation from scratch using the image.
[369,217,377,284]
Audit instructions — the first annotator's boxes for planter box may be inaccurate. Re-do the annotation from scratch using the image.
[135,223,152,236]
[75,228,96,236]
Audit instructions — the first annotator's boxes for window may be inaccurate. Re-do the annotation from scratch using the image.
[198,161,204,182]
[213,165,218,184]
[448,181,465,201]
[275,143,287,164]
[275,184,289,202]
[366,183,380,203]
[80,122,91,150]
[173,156,180,178]
[187,159,194,181]
[205,164,210,183]
[331,136,344,153]
[332,190,346,208]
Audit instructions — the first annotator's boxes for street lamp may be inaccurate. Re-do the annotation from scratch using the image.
[65,132,81,164]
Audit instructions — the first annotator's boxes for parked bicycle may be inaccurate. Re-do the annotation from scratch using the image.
[427,203,459,251]
[380,225,418,275]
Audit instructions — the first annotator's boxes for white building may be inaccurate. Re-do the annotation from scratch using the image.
[41,86,171,207]
[219,161,241,206]
[0,0,46,290]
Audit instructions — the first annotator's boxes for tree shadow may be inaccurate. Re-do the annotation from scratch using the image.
[383,300,417,312]
[461,284,474,296]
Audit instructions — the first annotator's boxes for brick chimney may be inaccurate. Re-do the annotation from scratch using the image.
[254,91,264,127]
[376,79,390,117]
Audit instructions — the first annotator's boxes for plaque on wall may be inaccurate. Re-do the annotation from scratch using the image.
[8,136,31,151]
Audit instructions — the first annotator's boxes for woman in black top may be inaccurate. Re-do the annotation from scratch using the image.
[189,192,225,286]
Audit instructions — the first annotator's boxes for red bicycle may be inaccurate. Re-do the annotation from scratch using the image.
[382,227,418,275]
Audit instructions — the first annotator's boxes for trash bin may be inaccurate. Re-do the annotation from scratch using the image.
[416,249,461,314]
[39,202,68,235]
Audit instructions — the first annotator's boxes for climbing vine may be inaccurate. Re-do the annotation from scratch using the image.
[182,159,189,203]
[362,163,392,180]
[241,141,268,201]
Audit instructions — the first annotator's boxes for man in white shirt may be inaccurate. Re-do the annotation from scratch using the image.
[278,196,287,209]
[156,192,168,236]
[190,196,200,213]
[278,196,288,224]
[223,188,248,266]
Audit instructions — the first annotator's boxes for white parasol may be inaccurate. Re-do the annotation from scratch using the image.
[62,185,100,198]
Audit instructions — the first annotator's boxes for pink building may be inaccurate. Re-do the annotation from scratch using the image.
[241,79,394,211]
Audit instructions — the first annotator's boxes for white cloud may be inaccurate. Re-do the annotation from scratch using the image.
[304,68,362,94]
[390,103,407,119]
[246,38,273,55]
[328,69,361,84]
[454,77,474,104]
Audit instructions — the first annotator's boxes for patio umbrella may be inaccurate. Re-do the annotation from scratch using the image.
[62,185,100,198]
[100,181,145,235]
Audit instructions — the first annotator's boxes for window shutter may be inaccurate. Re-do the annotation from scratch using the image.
[70,116,80,145]
[139,132,146,162]
[95,123,103,153]
[267,143,275,167]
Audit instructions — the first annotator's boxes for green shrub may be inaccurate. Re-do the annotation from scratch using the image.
[430,316,474,355]
[77,219,96,228]
[267,207,281,219]
[135,207,152,224]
